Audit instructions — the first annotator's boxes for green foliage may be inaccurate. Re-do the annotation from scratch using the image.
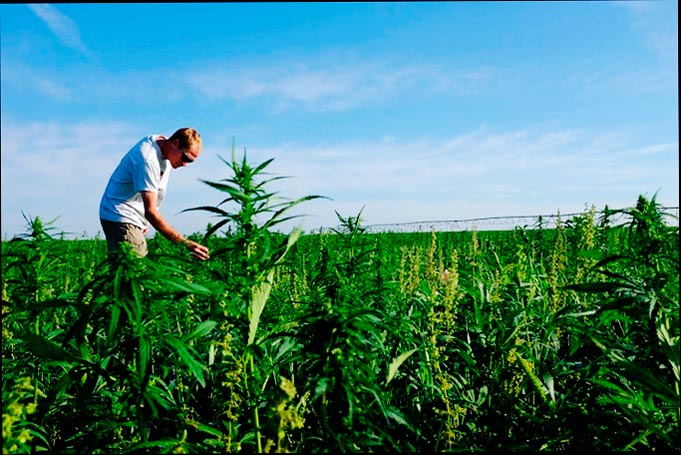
[2,377,49,454]
[2,156,678,453]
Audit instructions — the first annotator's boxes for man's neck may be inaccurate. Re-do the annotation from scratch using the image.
[156,137,170,160]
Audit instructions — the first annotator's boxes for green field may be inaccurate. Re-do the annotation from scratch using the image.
[3,153,679,453]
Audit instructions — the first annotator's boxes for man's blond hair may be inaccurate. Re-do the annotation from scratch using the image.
[169,127,202,151]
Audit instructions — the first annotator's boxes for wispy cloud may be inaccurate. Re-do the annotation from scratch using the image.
[184,57,493,112]
[5,52,673,115]
[1,50,493,111]
[237,126,679,224]
[615,0,678,64]
[0,62,72,99]
[26,4,94,59]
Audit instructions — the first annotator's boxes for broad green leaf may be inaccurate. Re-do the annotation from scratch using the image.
[19,332,76,362]
[164,337,206,387]
[387,348,418,384]
[138,335,151,378]
[249,269,274,345]
[185,320,218,342]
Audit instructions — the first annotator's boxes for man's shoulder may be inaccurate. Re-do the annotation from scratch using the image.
[133,136,162,160]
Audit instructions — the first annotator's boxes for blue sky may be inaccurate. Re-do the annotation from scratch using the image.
[1,2,678,239]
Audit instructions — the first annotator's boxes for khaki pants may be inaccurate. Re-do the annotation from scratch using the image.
[100,219,148,258]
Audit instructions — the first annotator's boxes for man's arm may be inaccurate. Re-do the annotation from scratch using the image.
[141,191,210,260]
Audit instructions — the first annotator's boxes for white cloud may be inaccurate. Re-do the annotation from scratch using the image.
[235,127,679,227]
[2,43,673,113]
[184,58,492,112]
[615,0,678,64]
[1,63,72,99]
[26,4,94,59]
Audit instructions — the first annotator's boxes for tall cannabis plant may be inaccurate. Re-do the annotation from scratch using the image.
[182,144,328,452]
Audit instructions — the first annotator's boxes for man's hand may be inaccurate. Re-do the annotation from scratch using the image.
[185,240,210,261]
[141,192,209,260]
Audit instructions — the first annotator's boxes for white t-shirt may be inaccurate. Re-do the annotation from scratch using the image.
[99,135,170,229]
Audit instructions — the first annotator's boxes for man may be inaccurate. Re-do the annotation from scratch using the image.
[99,127,210,261]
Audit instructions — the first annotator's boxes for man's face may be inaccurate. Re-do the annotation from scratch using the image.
[172,140,199,169]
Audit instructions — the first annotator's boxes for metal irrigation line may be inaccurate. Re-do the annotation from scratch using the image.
[360,206,680,234]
